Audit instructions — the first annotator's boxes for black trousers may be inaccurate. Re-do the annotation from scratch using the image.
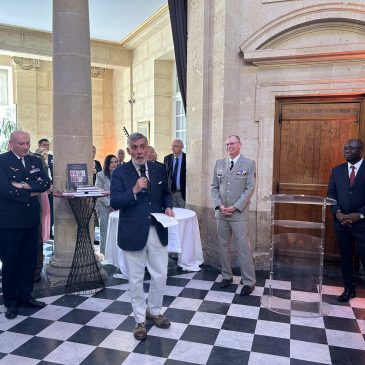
[336,229,365,289]
[0,227,38,307]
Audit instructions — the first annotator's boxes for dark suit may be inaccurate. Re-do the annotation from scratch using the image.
[110,160,172,251]
[328,161,365,289]
[47,153,54,237]
[0,151,51,307]
[48,153,53,179]
[164,152,186,201]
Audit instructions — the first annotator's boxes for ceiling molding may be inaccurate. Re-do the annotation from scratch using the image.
[244,44,365,66]
[119,4,169,49]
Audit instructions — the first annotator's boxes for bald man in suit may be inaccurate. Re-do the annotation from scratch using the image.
[0,130,51,319]
[328,138,365,302]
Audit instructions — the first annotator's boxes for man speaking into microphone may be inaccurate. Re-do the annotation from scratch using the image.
[110,132,174,340]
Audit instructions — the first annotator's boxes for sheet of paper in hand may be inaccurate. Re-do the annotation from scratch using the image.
[150,213,179,228]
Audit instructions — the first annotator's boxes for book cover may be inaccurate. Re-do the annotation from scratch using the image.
[67,163,88,189]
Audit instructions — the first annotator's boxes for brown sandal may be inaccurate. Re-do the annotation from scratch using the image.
[133,322,147,340]
[146,311,171,328]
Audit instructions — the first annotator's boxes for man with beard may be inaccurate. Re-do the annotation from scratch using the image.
[110,132,173,340]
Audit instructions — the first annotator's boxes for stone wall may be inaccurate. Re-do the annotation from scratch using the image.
[129,23,174,161]
[186,0,365,269]
[0,13,175,163]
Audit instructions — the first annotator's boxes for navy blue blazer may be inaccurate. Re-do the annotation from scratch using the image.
[327,161,365,231]
[0,151,51,229]
[164,152,186,201]
[110,160,173,251]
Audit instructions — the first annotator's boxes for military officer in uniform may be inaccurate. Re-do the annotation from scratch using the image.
[0,130,51,319]
[211,135,256,296]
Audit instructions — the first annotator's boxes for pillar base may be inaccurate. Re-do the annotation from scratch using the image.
[46,256,108,288]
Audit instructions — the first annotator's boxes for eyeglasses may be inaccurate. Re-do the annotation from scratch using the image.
[226,142,240,147]
[343,146,361,152]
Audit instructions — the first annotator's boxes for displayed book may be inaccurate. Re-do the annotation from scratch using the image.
[61,188,108,197]
[67,163,88,189]
[77,185,99,191]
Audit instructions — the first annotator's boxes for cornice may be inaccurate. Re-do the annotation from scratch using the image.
[119,4,170,49]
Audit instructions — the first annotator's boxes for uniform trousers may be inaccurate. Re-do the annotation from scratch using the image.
[336,229,365,289]
[0,227,38,307]
[123,226,168,324]
[216,218,256,286]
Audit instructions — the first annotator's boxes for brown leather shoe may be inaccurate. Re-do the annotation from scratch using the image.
[133,322,147,340]
[146,311,171,328]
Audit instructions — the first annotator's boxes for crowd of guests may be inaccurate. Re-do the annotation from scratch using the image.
[1,130,364,344]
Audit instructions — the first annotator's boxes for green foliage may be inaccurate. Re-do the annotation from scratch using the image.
[0,118,17,153]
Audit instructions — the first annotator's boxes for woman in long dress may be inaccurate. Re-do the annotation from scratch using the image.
[95,154,118,254]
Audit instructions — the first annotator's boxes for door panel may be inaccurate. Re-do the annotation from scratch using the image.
[275,101,361,259]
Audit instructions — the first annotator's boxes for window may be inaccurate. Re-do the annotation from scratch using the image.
[0,66,16,152]
[173,71,186,150]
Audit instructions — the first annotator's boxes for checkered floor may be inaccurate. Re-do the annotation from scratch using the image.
[0,244,365,365]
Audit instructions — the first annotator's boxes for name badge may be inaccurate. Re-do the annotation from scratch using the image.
[30,167,40,174]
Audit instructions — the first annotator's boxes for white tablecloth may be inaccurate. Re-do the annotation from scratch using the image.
[104,208,204,278]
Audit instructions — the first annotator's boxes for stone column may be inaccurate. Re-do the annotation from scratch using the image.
[47,0,98,285]
[186,0,220,265]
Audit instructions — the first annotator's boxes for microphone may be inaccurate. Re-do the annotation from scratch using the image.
[140,164,147,178]
[139,164,150,193]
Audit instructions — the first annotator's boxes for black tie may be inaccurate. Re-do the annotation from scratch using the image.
[20,157,25,167]
[171,157,178,191]
[230,160,234,171]
[139,165,150,193]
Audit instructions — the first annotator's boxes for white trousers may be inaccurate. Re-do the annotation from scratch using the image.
[123,226,168,324]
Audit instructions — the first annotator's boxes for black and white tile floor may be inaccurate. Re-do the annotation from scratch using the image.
[0,243,365,364]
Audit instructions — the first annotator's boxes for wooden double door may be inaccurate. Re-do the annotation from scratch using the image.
[273,97,365,259]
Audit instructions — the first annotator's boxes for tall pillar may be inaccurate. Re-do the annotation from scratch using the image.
[47,0,97,285]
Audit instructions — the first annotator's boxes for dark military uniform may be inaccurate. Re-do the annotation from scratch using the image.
[0,151,51,308]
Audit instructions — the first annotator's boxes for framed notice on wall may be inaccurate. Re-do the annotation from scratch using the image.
[137,121,150,142]
[67,163,88,189]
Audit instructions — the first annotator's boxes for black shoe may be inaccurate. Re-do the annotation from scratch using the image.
[5,306,18,319]
[220,278,233,288]
[338,288,356,303]
[20,298,46,308]
[240,285,255,296]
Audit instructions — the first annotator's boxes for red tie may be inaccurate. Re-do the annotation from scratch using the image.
[349,165,356,186]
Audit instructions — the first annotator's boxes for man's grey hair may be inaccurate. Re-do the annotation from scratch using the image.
[227,135,241,143]
[172,138,184,147]
[127,132,147,147]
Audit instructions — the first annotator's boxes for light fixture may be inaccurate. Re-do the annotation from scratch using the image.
[128,92,135,104]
